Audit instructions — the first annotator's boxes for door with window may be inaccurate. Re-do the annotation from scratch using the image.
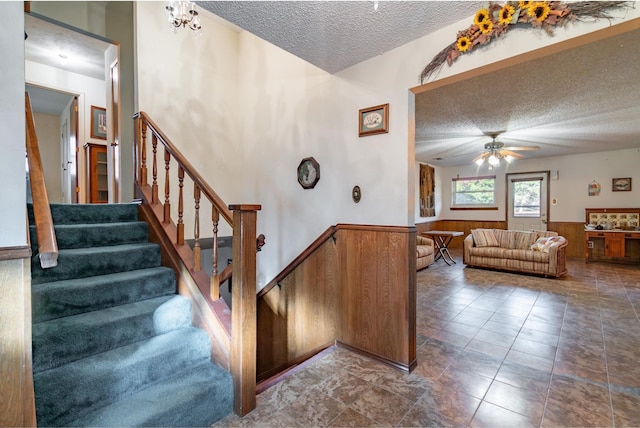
[507,172,549,231]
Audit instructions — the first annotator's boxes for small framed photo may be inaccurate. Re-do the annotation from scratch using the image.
[612,177,632,192]
[359,103,389,137]
[91,106,107,140]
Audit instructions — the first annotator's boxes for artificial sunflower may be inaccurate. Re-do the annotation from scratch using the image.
[474,8,490,26]
[456,36,471,52]
[528,1,551,22]
[479,20,494,34]
[518,0,532,9]
[498,4,515,25]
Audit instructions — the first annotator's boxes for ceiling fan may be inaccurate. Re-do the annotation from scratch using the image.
[473,131,540,168]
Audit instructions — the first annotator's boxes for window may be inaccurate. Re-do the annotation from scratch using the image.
[452,176,496,207]
[512,179,541,217]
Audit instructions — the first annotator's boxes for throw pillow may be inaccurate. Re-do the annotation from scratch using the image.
[531,236,562,253]
[471,229,499,247]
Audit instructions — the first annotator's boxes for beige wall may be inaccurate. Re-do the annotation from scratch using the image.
[135,3,640,290]
[33,113,63,204]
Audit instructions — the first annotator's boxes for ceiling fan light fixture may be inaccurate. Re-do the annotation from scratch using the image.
[475,157,485,166]
[488,153,500,166]
[504,154,514,163]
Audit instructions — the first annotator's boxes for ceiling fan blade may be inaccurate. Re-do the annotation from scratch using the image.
[502,145,540,151]
[500,150,524,159]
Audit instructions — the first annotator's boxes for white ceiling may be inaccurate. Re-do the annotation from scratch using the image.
[24,13,111,115]
[23,2,640,167]
[415,27,640,166]
[199,1,484,73]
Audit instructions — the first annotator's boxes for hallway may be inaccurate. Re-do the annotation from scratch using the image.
[216,251,640,427]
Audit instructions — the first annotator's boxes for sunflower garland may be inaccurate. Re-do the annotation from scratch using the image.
[419,1,632,84]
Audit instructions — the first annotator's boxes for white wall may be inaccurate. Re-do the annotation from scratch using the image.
[26,61,106,202]
[0,2,27,247]
[135,2,640,290]
[33,112,63,204]
[432,148,640,223]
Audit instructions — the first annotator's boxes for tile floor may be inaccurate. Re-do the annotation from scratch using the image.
[214,250,640,427]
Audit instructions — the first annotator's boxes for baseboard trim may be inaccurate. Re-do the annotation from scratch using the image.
[0,246,31,261]
[337,341,417,373]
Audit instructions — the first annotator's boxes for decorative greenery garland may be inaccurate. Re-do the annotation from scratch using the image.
[418,1,632,84]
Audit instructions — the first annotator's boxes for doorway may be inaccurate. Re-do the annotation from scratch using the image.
[506,171,549,231]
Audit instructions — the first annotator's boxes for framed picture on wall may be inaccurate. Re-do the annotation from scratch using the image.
[612,177,632,192]
[358,103,389,137]
[91,106,107,140]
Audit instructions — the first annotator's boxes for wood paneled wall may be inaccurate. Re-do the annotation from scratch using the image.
[257,224,417,381]
[257,237,338,381]
[0,257,37,427]
[417,219,585,258]
[335,225,416,372]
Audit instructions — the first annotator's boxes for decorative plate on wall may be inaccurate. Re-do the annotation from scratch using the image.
[297,157,320,189]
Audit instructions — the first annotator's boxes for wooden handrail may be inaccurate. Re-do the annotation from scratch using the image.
[133,112,232,224]
[133,111,260,416]
[25,92,58,268]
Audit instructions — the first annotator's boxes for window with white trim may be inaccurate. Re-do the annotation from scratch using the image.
[452,175,496,207]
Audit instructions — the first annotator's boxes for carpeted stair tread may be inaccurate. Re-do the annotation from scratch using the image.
[30,221,149,252]
[30,202,233,426]
[68,361,233,427]
[32,267,176,323]
[31,242,161,285]
[32,295,192,373]
[28,202,139,225]
[34,327,214,427]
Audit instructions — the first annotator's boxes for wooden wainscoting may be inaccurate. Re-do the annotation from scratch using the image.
[257,224,417,381]
[416,220,506,249]
[547,222,587,259]
[417,220,584,258]
[257,233,338,382]
[334,224,416,372]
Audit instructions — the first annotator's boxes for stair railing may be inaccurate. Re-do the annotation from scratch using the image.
[133,111,259,415]
[25,92,58,268]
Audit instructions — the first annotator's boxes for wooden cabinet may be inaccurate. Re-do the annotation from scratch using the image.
[85,143,108,203]
[585,230,640,264]
[605,234,625,257]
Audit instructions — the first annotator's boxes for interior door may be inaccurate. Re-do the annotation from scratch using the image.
[507,172,549,231]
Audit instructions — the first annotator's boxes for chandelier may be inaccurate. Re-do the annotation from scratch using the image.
[165,1,202,32]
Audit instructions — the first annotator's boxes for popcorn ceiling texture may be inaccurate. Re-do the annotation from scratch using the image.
[199,1,483,73]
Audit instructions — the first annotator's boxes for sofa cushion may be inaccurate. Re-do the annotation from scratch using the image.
[471,229,499,247]
[499,230,539,250]
[469,247,549,263]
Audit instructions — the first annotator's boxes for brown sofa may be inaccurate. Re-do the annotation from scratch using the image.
[417,235,435,271]
[463,229,568,277]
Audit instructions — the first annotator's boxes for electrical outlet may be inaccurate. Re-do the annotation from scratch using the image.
[588,241,594,249]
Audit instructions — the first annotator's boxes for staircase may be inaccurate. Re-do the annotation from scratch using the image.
[29,203,233,427]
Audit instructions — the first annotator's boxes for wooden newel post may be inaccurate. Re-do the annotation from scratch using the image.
[229,204,261,416]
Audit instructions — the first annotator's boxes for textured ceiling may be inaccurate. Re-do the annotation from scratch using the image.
[199,1,483,73]
[415,28,640,166]
[23,2,640,166]
[25,14,110,81]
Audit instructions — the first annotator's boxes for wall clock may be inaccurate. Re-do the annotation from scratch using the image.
[297,157,320,189]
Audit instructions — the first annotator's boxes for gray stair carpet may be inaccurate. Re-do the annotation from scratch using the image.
[29,203,232,427]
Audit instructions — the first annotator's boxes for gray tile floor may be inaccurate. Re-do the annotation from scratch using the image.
[215,250,640,427]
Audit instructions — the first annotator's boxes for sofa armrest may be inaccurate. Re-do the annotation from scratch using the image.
[546,237,568,275]
[417,235,434,247]
[463,234,474,264]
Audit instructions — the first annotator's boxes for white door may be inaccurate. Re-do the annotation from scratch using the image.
[61,118,71,203]
[507,172,549,231]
